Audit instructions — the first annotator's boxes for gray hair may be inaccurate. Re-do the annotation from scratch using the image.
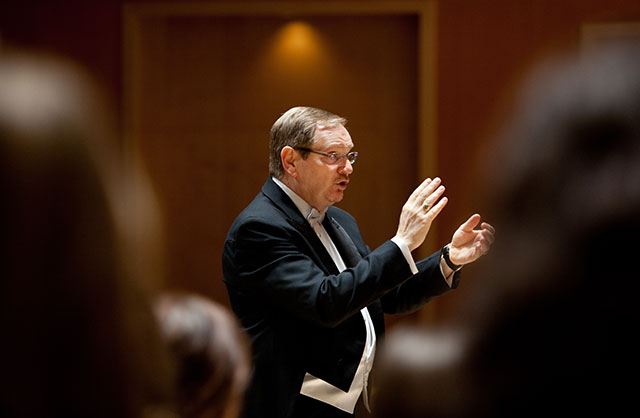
[269,106,347,179]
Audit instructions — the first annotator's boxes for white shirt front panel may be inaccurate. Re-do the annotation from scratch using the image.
[272,177,375,413]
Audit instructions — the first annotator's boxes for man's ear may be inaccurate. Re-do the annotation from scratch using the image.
[281,146,298,178]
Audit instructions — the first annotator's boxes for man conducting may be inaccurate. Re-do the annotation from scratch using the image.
[222,106,494,418]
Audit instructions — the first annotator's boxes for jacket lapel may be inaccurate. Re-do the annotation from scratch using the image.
[323,216,363,268]
[261,178,340,274]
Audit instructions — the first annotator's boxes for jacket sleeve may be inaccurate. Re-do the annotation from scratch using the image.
[380,251,462,314]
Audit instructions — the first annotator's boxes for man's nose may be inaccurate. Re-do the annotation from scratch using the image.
[339,158,354,175]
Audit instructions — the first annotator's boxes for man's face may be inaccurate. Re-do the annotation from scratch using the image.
[295,123,354,212]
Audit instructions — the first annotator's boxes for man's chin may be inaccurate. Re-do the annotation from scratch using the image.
[328,191,345,205]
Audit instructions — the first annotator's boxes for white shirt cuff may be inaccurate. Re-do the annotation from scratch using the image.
[390,237,419,275]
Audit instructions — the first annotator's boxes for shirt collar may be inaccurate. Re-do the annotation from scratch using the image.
[272,177,326,223]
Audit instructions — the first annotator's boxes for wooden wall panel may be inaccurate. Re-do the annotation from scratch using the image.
[124,7,428,306]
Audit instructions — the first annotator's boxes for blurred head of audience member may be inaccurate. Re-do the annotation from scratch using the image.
[373,41,640,418]
[0,50,172,417]
[470,40,640,417]
[154,293,251,418]
[371,325,468,418]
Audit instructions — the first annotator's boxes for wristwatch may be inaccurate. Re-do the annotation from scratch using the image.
[441,244,462,271]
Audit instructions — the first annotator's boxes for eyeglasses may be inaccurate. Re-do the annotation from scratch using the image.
[294,147,358,165]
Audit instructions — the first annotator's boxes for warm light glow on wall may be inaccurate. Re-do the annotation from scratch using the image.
[257,20,335,82]
[275,21,322,58]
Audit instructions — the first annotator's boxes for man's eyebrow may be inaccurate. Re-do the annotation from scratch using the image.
[324,140,354,148]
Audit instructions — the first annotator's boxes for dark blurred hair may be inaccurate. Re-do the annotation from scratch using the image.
[0,50,172,418]
[372,326,469,418]
[154,293,251,418]
[470,41,640,417]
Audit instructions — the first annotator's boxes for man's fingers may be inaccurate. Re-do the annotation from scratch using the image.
[460,213,481,232]
[419,177,441,201]
[482,229,495,246]
[481,241,491,255]
[481,222,496,235]
[426,196,448,219]
[422,185,445,211]
[408,178,432,203]
[410,177,443,205]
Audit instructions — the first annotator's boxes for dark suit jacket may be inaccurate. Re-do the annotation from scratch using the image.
[222,178,461,418]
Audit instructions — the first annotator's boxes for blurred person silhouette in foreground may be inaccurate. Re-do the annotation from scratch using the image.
[154,292,251,418]
[371,325,467,418]
[372,41,640,418]
[0,50,173,418]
